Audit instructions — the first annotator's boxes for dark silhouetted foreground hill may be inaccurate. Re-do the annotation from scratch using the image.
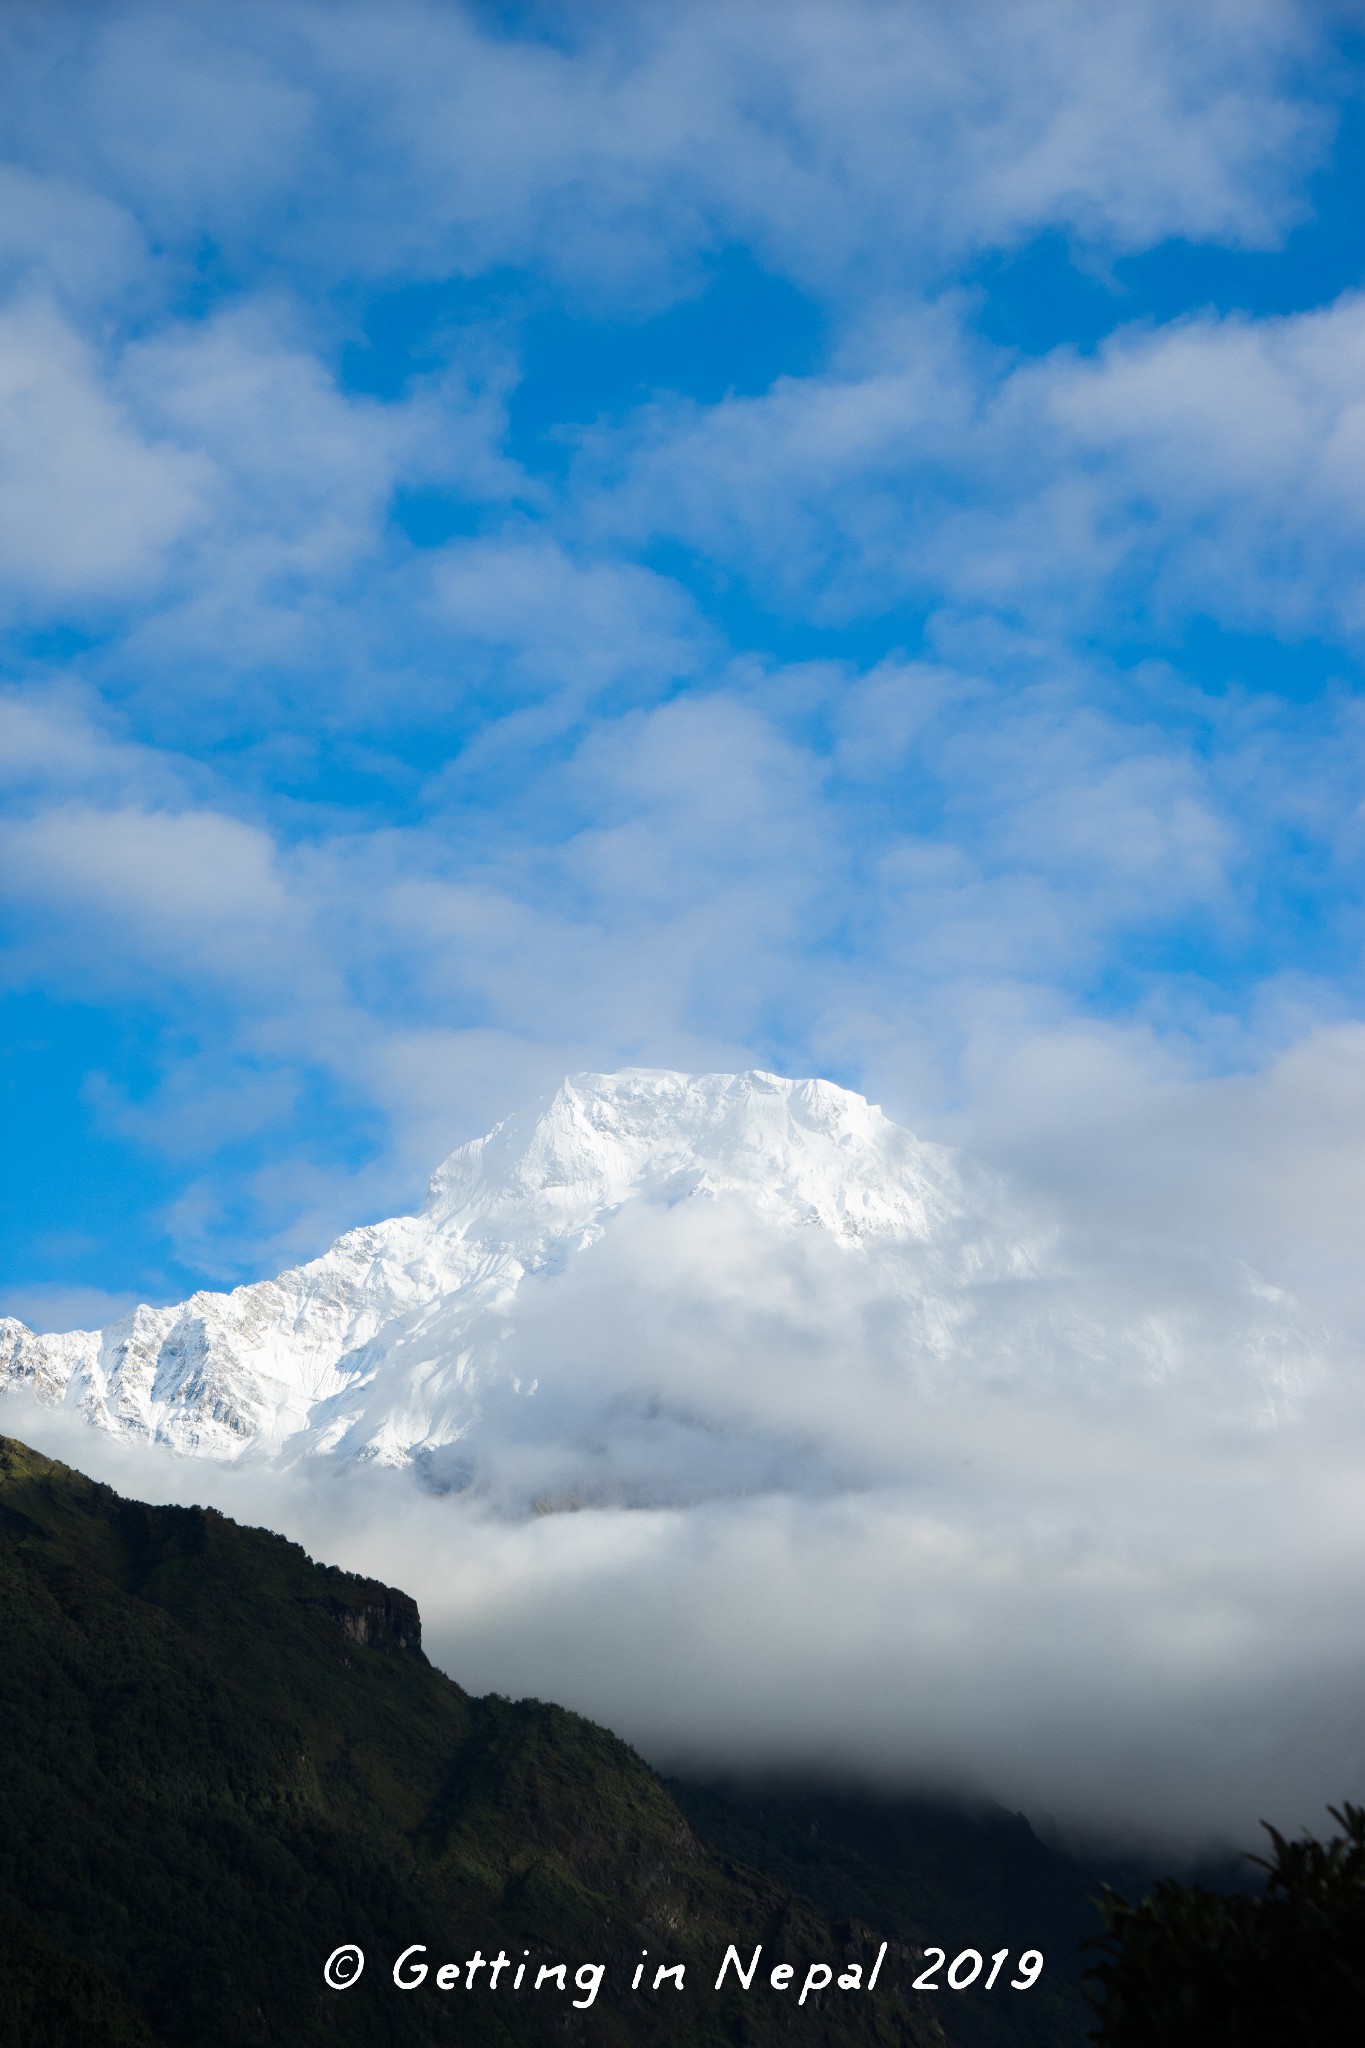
[5,1432,1139,2047]
[669,1782,1099,2048]
[0,1918,155,2048]
[1,1433,947,2048]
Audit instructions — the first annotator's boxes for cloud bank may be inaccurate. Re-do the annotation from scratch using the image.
[7,1096,1360,1853]
[12,1322,1363,1854]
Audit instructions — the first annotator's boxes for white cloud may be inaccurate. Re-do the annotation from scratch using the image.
[4,1283,143,1335]
[5,1149,1358,1850]
[0,163,145,312]
[0,2,317,244]
[577,286,1365,643]
[576,304,976,614]
[0,802,313,994]
[0,688,183,801]
[0,649,1341,1283]
[1030,293,1365,633]
[0,4,1346,679]
[1,1,1325,296]
[959,1017,1365,1345]
[431,534,708,701]
[0,302,205,607]
[104,304,525,685]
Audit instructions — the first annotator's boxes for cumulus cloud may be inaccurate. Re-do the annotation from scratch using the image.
[431,534,709,706]
[5,1145,1359,1852]
[961,1018,1365,1345]
[1033,294,1365,634]
[0,803,306,989]
[104,304,527,698]
[0,301,205,607]
[0,689,182,802]
[0,1,1327,294]
[580,286,1365,643]
[0,0,1346,672]
[0,163,144,313]
[3,640,1354,1281]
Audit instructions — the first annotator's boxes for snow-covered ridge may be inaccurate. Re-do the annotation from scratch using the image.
[0,1067,1316,1491]
[0,1070,986,1466]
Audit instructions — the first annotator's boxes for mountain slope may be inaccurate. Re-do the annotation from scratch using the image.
[0,1069,1312,1497]
[0,1918,156,2048]
[668,1782,1101,2048]
[0,1069,1012,1467]
[0,1431,946,2048]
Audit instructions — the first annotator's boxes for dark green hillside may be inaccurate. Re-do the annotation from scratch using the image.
[669,1784,1099,2048]
[0,1918,156,2048]
[0,1435,944,2048]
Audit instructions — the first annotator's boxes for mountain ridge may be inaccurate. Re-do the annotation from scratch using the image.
[0,1069,1013,1471]
[2,1067,1315,1499]
[0,1427,957,2048]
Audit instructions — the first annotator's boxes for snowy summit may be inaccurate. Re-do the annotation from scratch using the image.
[0,1069,1310,1499]
[0,1072,978,1463]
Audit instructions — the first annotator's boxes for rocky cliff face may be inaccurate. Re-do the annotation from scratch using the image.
[328,1589,426,1657]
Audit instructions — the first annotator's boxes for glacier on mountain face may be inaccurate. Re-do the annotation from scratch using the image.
[0,1068,1317,1504]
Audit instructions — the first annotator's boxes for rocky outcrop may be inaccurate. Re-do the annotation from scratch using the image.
[328,1587,425,1657]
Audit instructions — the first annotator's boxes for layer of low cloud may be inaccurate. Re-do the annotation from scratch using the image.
[9,1065,1365,1853]
[6,1147,1360,1853]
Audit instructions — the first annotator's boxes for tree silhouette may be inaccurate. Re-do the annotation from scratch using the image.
[1087,1802,1365,2045]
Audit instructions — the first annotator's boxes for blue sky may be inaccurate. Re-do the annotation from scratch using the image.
[6,0,1365,1330]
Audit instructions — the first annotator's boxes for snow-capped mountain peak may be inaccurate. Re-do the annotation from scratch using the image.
[425,1069,962,1246]
[0,1068,1314,1494]
[0,1071,973,1467]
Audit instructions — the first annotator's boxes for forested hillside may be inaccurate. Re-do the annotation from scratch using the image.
[0,1434,944,2048]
